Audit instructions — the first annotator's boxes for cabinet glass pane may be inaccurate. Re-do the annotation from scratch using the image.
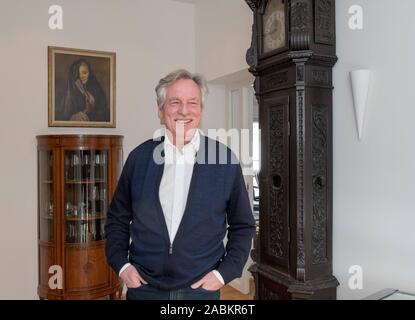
[64,150,108,244]
[116,148,123,180]
[38,150,54,242]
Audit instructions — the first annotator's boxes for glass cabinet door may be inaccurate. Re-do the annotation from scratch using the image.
[38,150,54,242]
[64,150,108,244]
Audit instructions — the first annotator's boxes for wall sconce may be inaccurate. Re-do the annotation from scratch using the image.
[350,69,371,141]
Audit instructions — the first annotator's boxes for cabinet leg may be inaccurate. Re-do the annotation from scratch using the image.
[117,282,124,300]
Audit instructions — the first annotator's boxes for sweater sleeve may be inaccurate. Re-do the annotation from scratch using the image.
[216,163,256,284]
[105,153,134,274]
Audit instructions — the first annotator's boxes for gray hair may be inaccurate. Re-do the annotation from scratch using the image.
[155,69,208,109]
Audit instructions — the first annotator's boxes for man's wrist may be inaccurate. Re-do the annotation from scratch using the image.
[212,269,225,285]
[119,263,131,276]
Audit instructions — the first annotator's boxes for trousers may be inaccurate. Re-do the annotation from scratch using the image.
[126,284,221,300]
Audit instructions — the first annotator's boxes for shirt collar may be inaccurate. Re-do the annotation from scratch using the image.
[163,128,200,155]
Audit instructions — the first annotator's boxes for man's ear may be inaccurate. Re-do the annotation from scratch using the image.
[158,107,165,125]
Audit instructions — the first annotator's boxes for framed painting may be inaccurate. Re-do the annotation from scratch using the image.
[48,46,116,127]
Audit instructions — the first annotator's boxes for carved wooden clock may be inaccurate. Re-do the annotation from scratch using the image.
[245,0,339,299]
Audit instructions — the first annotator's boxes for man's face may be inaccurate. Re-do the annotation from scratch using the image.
[158,79,202,144]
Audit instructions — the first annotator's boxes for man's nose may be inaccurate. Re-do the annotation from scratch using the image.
[178,103,190,115]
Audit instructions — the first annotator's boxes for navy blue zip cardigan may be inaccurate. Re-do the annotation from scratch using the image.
[105,135,255,290]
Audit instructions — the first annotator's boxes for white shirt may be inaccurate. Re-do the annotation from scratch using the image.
[119,129,224,285]
[159,129,200,243]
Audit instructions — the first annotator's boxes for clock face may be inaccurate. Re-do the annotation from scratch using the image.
[262,0,286,54]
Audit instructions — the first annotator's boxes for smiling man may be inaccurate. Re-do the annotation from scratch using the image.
[158,76,202,148]
[105,69,255,300]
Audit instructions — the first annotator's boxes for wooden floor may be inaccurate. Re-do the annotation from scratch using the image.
[220,279,255,300]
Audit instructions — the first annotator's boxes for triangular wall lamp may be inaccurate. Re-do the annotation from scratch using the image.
[350,69,371,141]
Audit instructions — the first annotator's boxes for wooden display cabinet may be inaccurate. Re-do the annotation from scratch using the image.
[37,135,123,300]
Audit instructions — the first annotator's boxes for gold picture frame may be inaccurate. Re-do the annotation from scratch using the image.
[48,46,116,127]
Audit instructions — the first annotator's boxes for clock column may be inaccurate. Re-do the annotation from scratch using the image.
[245,0,339,300]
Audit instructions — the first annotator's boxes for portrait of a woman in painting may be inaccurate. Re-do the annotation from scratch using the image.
[56,59,108,122]
[48,47,115,127]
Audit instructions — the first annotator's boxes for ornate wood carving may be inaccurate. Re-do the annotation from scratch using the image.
[262,71,288,91]
[311,69,329,84]
[296,64,305,82]
[245,0,338,300]
[260,276,292,300]
[292,1,309,31]
[315,0,335,45]
[262,286,283,300]
[291,0,311,50]
[312,104,329,264]
[245,0,261,11]
[268,106,286,259]
[296,88,306,280]
[246,22,258,70]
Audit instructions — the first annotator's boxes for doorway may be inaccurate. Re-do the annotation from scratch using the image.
[204,69,259,295]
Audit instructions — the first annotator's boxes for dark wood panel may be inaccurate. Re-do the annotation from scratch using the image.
[260,96,290,273]
[246,0,338,299]
[258,274,292,300]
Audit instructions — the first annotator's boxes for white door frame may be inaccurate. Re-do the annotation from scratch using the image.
[225,82,255,295]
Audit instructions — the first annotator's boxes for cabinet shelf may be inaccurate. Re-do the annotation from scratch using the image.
[38,240,54,246]
[65,179,106,184]
[37,134,123,300]
[64,240,105,247]
[65,214,106,221]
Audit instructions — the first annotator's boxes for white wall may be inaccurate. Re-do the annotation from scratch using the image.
[195,0,252,82]
[0,0,195,299]
[194,0,254,140]
[333,0,415,299]
[200,69,254,136]
[193,0,253,141]
[200,84,227,135]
